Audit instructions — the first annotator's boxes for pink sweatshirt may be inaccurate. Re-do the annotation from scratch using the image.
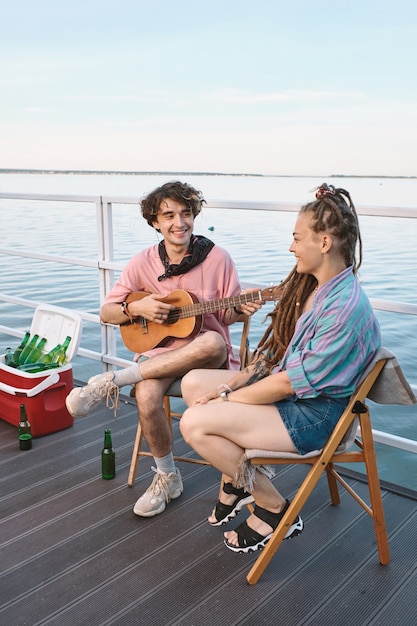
[103,242,242,369]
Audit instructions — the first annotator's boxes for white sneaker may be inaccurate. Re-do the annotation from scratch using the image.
[65,371,120,417]
[133,467,183,517]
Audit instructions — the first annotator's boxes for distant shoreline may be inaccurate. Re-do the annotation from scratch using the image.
[0,169,415,179]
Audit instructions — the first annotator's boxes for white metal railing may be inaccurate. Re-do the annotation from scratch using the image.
[0,192,416,459]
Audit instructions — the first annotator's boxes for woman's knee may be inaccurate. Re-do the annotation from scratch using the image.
[179,407,196,442]
[181,369,204,404]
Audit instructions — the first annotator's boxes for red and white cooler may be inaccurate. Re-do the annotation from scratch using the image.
[0,304,82,437]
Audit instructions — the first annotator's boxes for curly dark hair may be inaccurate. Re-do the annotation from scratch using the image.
[140,181,206,227]
[253,184,362,371]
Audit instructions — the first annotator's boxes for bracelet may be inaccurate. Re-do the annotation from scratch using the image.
[217,383,232,394]
[233,306,244,315]
[218,383,232,402]
[121,301,133,322]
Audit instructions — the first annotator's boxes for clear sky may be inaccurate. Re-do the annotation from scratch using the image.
[2,0,416,176]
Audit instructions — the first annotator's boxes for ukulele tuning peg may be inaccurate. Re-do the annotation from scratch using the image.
[269,284,283,301]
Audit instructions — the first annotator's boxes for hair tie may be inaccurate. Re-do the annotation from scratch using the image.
[313,183,336,199]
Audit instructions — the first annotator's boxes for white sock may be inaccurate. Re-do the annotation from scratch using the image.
[113,363,143,387]
[154,453,176,475]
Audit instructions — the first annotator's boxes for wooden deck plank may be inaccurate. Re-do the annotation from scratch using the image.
[1,396,416,626]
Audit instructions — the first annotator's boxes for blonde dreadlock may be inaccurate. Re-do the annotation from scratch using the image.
[253,268,317,371]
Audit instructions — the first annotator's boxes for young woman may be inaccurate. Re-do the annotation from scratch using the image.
[180,184,381,554]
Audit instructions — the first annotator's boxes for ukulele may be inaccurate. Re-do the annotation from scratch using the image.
[119,285,282,353]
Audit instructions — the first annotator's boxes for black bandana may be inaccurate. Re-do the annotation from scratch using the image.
[158,235,215,282]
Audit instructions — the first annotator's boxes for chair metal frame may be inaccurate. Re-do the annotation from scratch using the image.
[127,316,251,486]
[244,356,390,585]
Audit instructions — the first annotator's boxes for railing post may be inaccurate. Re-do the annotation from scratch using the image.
[96,196,116,371]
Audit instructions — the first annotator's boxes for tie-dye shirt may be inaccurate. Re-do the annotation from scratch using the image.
[277,266,381,398]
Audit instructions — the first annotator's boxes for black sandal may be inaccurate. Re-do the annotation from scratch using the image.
[209,482,255,527]
[224,500,304,553]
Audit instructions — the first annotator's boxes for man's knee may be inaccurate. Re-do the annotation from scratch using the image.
[197,331,227,363]
[199,330,224,349]
[135,379,164,411]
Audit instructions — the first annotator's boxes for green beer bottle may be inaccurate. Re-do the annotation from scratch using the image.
[21,337,47,366]
[18,404,31,436]
[102,429,116,479]
[5,348,17,367]
[18,334,39,365]
[39,335,72,365]
[18,404,32,450]
[18,362,61,373]
[13,331,30,365]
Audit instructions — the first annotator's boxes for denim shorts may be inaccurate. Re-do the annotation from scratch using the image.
[275,395,350,455]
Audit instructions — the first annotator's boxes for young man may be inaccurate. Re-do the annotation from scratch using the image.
[66,181,261,517]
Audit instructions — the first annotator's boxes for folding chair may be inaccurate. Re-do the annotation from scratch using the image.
[127,316,251,486]
[238,350,416,584]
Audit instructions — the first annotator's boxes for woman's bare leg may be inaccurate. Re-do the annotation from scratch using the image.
[180,400,297,544]
[181,368,236,406]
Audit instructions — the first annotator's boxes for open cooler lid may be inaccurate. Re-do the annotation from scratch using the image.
[30,304,82,362]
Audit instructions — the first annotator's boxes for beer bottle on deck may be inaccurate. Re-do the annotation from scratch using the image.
[102,429,116,480]
[18,334,39,365]
[18,404,32,450]
[18,404,31,436]
[12,331,30,365]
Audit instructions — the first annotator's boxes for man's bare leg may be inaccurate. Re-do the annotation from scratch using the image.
[66,331,227,419]
[134,377,176,458]
[115,331,228,388]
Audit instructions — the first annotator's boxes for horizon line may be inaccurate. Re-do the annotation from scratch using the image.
[0,168,416,180]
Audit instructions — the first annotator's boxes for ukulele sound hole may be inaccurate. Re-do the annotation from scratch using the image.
[166,309,180,324]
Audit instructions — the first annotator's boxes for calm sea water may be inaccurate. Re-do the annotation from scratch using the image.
[1,172,416,489]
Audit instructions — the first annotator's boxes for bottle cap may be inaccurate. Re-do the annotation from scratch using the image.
[19,433,33,450]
